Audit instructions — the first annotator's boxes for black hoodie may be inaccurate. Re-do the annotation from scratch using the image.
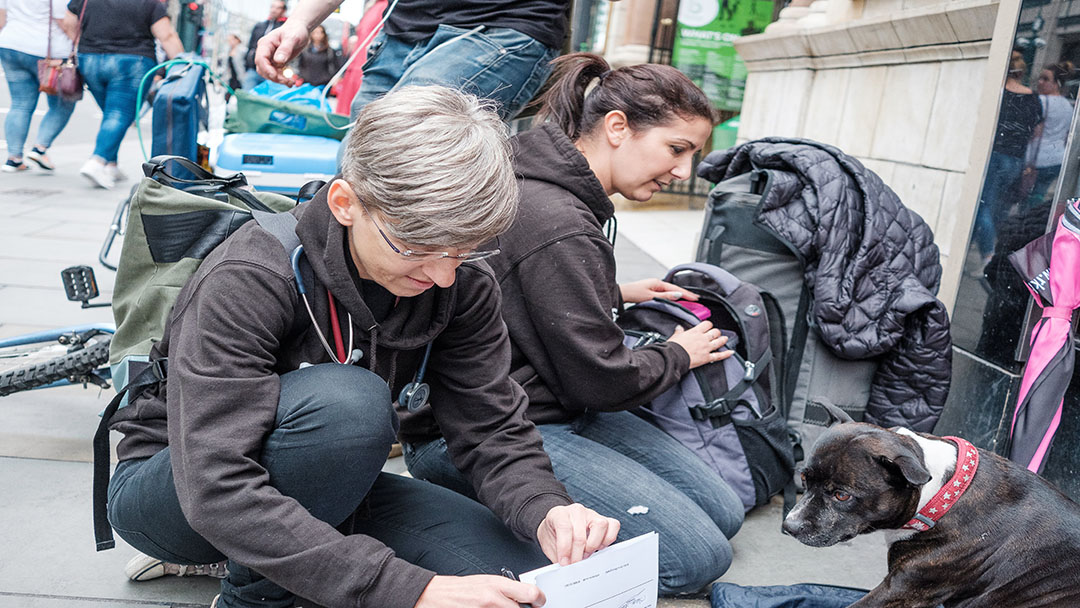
[401,124,691,433]
[110,185,571,608]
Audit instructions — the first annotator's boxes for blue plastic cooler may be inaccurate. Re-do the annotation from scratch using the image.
[214,133,340,194]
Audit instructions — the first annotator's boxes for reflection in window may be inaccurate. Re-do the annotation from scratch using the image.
[953,29,1077,371]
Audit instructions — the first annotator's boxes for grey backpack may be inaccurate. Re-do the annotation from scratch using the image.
[696,171,880,485]
[617,263,795,511]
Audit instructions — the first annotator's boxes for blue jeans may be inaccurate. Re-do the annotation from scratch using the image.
[0,48,77,158]
[350,25,559,121]
[107,364,546,608]
[77,52,155,162]
[973,151,1024,257]
[243,68,265,91]
[406,410,745,596]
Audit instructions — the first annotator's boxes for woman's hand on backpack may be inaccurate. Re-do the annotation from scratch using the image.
[668,322,732,369]
[620,278,699,304]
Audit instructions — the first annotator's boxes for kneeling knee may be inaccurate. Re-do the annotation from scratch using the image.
[281,364,396,442]
[659,528,732,596]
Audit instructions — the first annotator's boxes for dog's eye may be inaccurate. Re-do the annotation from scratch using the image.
[833,490,852,502]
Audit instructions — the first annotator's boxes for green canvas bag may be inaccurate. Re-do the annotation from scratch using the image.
[109,156,297,383]
[95,156,304,551]
[223,89,351,141]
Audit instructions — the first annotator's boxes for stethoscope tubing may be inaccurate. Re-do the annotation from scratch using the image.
[292,245,355,365]
[290,245,432,404]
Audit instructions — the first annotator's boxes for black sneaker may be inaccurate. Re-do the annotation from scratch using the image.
[2,158,29,173]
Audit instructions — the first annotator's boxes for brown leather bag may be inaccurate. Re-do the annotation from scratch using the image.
[37,0,86,100]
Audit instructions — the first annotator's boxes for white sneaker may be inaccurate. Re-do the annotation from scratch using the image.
[80,158,115,189]
[124,552,229,581]
[106,164,128,182]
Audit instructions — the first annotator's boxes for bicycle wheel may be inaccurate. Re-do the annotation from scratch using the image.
[0,335,111,397]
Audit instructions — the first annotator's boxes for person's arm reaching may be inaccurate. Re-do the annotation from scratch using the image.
[509,235,727,412]
[150,16,183,59]
[256,0,342,84]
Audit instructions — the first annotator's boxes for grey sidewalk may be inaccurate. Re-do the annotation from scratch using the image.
[0,87,886,607]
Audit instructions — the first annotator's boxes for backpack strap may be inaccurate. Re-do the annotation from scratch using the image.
[143,155,275,213]
[252,209,300,251]
[690,348,772,422]
[296,180,325,204]
[92,358,168,551]
[664,262,742,296]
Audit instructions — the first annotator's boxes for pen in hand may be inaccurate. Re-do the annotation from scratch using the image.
[501,568,532,608]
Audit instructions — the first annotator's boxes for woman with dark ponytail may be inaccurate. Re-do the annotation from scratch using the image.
[397,53,745,596]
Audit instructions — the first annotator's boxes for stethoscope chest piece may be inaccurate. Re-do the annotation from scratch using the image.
[400,381,431,411]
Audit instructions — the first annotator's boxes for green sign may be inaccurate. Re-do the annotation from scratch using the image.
[672,0,774,111]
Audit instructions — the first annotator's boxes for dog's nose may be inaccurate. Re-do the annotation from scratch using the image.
[782,517,804,536]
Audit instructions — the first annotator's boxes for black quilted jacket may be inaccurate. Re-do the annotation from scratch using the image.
[697,138,951,432]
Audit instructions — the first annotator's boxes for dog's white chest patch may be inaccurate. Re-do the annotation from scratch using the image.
[895,428,957,513]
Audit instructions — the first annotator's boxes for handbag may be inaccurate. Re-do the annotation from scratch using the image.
[37,0,86,101]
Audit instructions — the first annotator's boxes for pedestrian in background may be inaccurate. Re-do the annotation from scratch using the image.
[972,48,1043,265]
[256,0,569,121]
[64,0,182,189]
[243,0,286,90]
[223,33,245,98]
[294,24,340,86]
[0,0,78,173]
[1024,61,1075,207]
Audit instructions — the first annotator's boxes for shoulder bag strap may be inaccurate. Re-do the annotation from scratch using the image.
[47,0,54,59]
[74,0,88,51]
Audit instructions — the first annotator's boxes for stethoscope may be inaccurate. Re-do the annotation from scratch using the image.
[291,245,432,411]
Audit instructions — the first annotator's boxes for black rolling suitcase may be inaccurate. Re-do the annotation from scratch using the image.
[695,170,879,480]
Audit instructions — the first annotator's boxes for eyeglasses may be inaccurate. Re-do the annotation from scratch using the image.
[357,197,501,261]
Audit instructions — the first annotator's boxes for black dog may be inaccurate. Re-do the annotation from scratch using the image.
[783,408,1080,607]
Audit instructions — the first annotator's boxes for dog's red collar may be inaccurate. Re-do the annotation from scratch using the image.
[902,436,979,532]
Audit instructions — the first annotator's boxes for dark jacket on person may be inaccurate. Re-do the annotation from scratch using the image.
[245,18,284,71]
[401,124,691,437]
[697,138,952,432]
[297,44,343,86]
[110,185,572,608]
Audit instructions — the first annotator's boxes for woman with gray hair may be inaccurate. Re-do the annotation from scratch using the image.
[102,85,618,608]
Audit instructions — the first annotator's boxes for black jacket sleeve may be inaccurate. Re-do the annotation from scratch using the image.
[506,233,691,414]
[426,266,572,541]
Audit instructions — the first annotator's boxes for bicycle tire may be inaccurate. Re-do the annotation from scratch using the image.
[0,335,111,397]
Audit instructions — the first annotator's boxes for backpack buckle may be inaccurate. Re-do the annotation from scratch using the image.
[743,361,756,381]
[150,358,169,382]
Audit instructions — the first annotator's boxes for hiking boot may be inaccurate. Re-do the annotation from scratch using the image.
[3,159,28,173]
[26,147,55,171]
[125,552,229,581]
[80,157,115,189]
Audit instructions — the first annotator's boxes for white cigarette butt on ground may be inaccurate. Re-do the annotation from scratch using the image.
[627,505,649,515]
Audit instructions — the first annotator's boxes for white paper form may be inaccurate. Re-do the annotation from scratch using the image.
[519,532,659,608]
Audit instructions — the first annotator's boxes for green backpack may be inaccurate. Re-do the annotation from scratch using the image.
[94,156,314,551]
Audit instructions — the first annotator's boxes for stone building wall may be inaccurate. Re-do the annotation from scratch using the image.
[734,0,1002,309]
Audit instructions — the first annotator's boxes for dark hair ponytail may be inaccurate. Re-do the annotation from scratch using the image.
[534,52,718,141]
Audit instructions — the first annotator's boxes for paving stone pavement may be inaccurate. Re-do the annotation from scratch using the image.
[0,84,886,608]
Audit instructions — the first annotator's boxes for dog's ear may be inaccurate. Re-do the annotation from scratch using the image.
[819,400,854,426]
[876,454,932,486]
